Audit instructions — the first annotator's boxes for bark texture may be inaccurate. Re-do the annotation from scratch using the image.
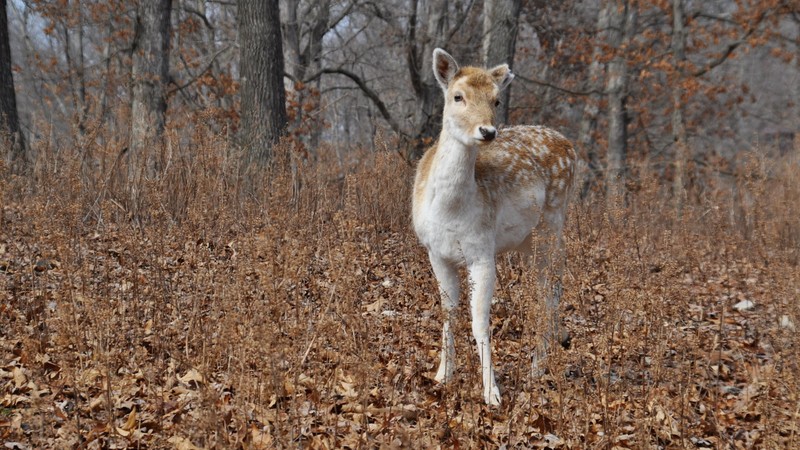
[0,0,26,170]
[482,0,521,125]
[671,0,689,213]
[285,0,329,152]
[578,5,610,196]
[129,0,172,174]
[407,0,448,158]
[238,0,288,164]
[604,0,636,209]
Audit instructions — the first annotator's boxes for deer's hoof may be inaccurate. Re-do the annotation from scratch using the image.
[559,329,572,349]
[434,365,453,384]
[484,385,501,406]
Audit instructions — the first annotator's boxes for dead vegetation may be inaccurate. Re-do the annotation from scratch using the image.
[1,127,799,449]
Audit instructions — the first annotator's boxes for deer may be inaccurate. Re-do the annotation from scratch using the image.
[412,49,577,406]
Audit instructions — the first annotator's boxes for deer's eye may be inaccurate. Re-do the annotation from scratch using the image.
[495,100,501,107]
[454,95,463,102]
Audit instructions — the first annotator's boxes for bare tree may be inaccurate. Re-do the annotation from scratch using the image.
[129,0,172,176]
[671,0,688,213]
[406,0,475,158]
[283,0,344,153]
[0,0,25,171]
[604,0,636,208]
[238,0,288,164]
[63,3,88,135]
[306,0,477,159]
[482,0,521,125]
[577,4,609,196]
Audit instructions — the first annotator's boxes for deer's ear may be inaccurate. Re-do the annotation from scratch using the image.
[433,48,459,90]
[489,64,514,91]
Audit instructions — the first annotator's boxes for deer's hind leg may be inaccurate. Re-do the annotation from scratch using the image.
[525,207,570,374]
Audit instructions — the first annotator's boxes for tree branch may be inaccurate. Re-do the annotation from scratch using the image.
[446,0,477,43]
[327,0,357,34]
[515,74,602,96]
[691,8,771,77]
[690,38,746,77]
[167,45,232,96]
[180,5,214,29]
[313,68,406,137]
[406,0,422,97]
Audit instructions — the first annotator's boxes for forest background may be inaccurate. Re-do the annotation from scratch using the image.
[1,0,799,448]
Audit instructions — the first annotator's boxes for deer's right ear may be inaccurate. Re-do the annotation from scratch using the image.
[433,48,459,91]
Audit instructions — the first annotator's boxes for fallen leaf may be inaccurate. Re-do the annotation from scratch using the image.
[178,369,204,387]
[121,408,138,432]
[11,368,27,390]
[167,435,203,450]
[250,424,273,449]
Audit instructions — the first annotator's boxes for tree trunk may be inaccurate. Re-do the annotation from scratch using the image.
[482,0,521,125]
[412,0,449,159]
[671,0,688,214]
[0,0,26,171]
[578,5,610,196]
[238,0,288,165]
[405,0,479,159]
[604,0,635,210]
[129,0,172,182]
[64,2,88,135]
[285,0,329,155]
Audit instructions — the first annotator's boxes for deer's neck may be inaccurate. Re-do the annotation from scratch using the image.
[429,130,479,207]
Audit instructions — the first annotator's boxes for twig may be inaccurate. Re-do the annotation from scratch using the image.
[515,74,602,97]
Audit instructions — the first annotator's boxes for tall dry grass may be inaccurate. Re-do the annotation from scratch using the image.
[1,123,798,448]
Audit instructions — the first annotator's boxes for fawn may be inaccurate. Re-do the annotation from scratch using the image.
[412,49,576,405]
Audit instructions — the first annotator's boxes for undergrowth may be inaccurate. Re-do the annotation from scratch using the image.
[1,125,798,449]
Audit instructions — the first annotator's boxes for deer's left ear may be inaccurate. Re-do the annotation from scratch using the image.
[489,64,514,91]
[433,48,459,91]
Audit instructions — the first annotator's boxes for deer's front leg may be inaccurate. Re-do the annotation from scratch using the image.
[468,260,501,406]
[429,255,460,384]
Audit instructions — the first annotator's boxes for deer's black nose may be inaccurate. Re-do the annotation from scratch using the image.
[479,127,496,141]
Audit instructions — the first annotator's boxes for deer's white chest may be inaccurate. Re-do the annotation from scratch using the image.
[413,178,494,263]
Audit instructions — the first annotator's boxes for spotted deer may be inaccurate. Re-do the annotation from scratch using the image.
[412,49,577,406]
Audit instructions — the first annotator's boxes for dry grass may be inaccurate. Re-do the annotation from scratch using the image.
[1,125,799,449]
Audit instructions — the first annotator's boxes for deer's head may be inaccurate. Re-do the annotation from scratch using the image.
[433,48,514,146]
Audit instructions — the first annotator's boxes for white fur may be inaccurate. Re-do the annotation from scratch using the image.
[412,49,575,406]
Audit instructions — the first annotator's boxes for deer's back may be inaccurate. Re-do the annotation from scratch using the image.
[476,125,577,210]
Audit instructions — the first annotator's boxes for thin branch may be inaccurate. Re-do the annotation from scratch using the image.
[167,45,232,96]
[445,0,477,43]
[691,8,771,77]
[691,38,747,77]
[515,74,602,96]
[406,0,422,97]
[313,67,406,138]
[181,5,214,30]
[327,0,357,34]
[691,11,738,26]
[320,85,362,95]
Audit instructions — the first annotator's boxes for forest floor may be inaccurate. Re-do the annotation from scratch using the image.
[1,137,799,449]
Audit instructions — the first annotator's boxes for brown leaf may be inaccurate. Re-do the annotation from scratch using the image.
[11,367,27,390]
[249,424,273,450]
[167,435,204,450]
[178,369,204,388]
[121,407,138,432]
